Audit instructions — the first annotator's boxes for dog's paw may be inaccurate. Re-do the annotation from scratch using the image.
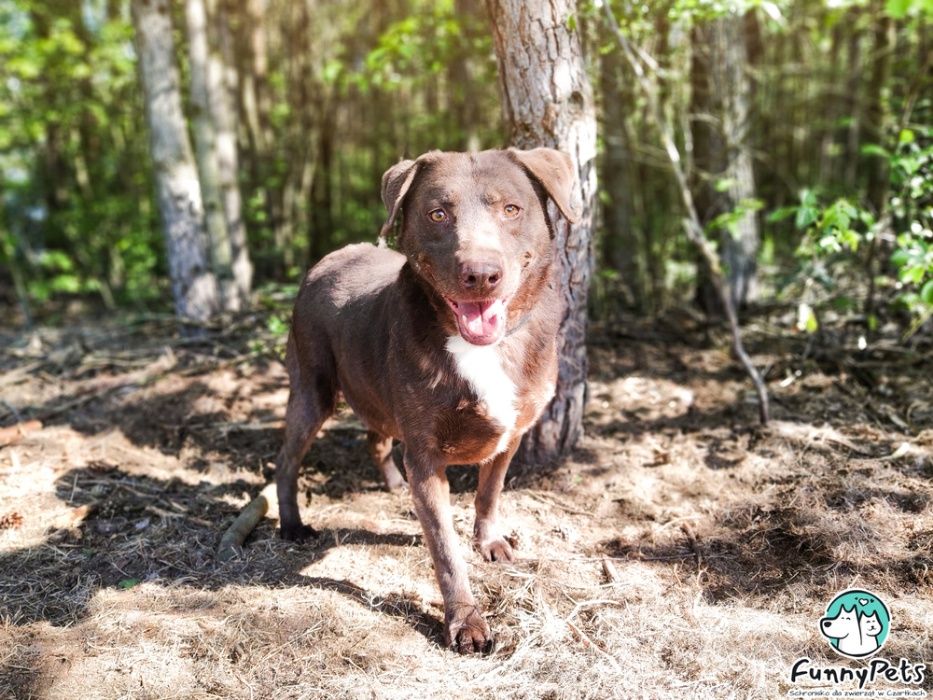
[445,604,493,655]
[279,522,317,543]
[474,522,516,563]
[476,536,514,563]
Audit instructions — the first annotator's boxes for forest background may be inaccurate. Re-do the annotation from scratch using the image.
[0,2,932,697]
[1,0,929,340]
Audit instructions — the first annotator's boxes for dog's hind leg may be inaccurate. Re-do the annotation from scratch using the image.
[275,335,336,542]
[367,431,405,490]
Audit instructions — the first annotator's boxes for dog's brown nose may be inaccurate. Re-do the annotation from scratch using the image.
[459,261,502,293]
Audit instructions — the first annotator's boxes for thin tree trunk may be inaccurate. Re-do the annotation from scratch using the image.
[132,0,218,322]
[862,3,894,319]
[186,0,236,309]
[485,0,598,466]
[309,104,335,263]
[844,17,863,189]
[215,0,253,304]
[819,18,845,186]
[599,31,644,309]
[241,0,271,154]
[691,14,760,311]
[864,5,892,215]
[449,0,482,151]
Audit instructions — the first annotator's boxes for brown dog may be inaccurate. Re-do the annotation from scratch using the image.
[275,148,577,653]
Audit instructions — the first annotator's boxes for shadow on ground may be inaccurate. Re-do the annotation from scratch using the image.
[0,465,437,643]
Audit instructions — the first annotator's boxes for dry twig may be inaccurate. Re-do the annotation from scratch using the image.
[603,4,769,424]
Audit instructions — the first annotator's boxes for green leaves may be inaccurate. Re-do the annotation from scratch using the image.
[921,280,933,307]
[785,193,865,259]
[892,233,932,286]
[884,0,933,18]
[707,197,764,239]
[0,2,155,311]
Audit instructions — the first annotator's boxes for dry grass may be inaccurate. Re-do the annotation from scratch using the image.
[0,316,931,699]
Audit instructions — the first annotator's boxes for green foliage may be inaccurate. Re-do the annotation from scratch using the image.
[887,126,933,328]
[768,119,932,334]
[794,196,867,256]
[883,0,933,18]
[708,196,764,239]
[0,0,928,343]
[0,0,159,313]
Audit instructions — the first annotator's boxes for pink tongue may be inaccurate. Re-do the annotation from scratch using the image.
[459,299,505,338]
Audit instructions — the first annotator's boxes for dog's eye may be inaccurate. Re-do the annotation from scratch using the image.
[503,204,521,219]
[428,209,447,223]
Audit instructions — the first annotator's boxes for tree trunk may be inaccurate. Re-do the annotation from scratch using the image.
[241,0,271,154]
[863,5,892,215]
[448,0,482,151]
[599,27,644,310]
[690,13,760,311]
[843,16,863,189]
[132,0,218,322]
[186,0,236,309]
[485,0,598,466]
[215,0,253,305]
[309,105,335,264]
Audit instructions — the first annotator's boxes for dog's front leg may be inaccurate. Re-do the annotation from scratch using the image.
[473,435,521,563]
[405,454,492,654]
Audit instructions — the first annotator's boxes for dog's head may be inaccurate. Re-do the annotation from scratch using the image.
[820,605,858,640]
[380,148,578,346]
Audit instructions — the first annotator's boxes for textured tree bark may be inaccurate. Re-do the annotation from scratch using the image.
[214,0,253,306]
[132,0,218,322]
[691,14,760,311]
[485,0,598,466]
[186,0,235,309]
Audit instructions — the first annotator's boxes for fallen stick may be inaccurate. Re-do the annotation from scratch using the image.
[217,483,277,561]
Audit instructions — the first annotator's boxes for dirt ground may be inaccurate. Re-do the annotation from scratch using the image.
[0,311,931,699]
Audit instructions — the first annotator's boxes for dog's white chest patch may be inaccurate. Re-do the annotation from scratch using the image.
[446,336,517,454]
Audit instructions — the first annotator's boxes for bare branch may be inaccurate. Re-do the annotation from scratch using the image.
[603,4,769,424]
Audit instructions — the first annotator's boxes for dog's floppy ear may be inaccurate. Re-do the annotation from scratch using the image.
[507,147,580,224]
[378,158,418,247]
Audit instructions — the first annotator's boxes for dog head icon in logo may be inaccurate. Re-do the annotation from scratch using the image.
[819,589,891,658]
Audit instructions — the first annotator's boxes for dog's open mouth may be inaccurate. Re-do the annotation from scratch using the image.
[445,297,508,346]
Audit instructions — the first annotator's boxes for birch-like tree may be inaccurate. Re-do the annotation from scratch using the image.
[185,0,236,309]
[132,0,218,322]
[216,2,254,305]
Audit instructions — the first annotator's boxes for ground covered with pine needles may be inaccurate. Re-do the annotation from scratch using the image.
[0,309,930,699]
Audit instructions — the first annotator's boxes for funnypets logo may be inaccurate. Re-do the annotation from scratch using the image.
[788,589,927,698]
[819,589,890,659]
